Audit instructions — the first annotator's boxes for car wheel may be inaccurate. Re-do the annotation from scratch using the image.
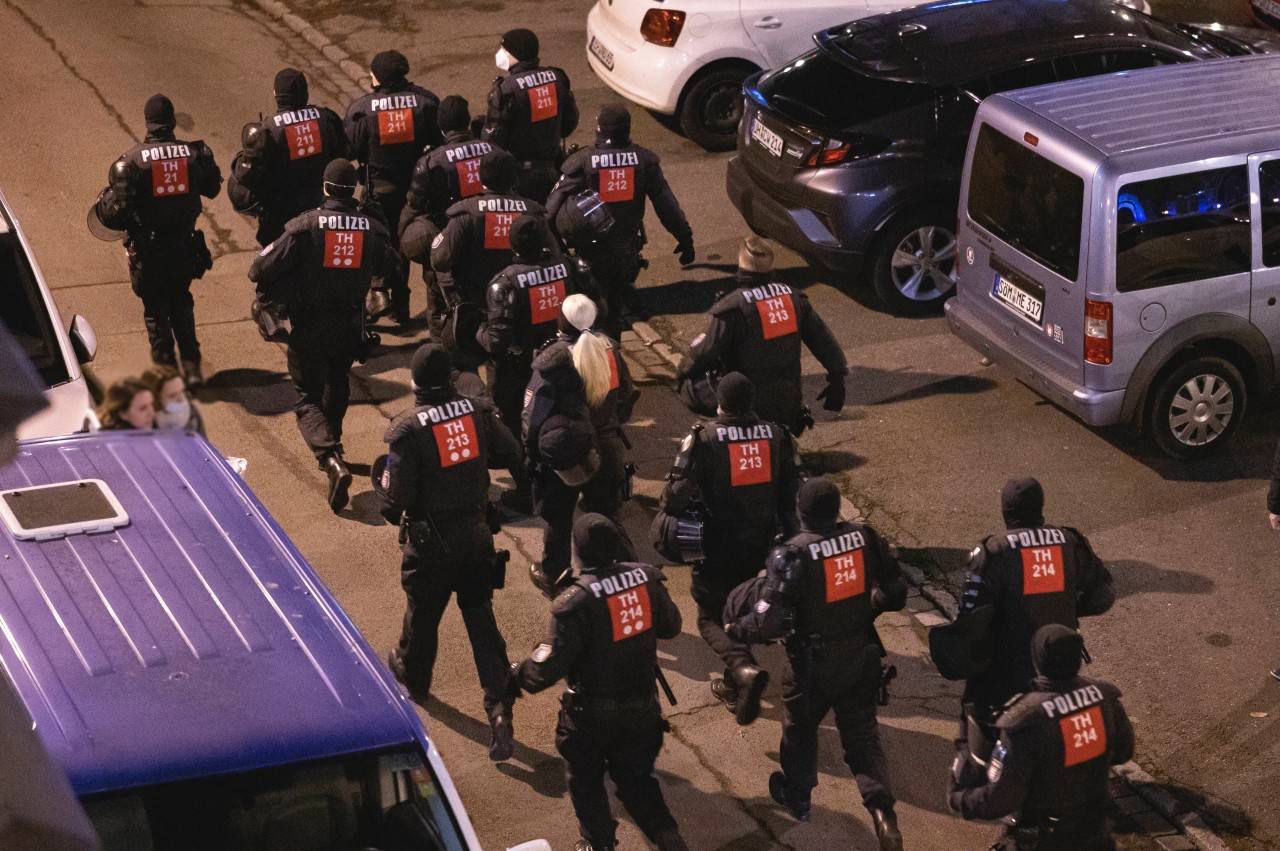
[869,211,958,315]
[1147,355,1246,459]
[679,67,751,152]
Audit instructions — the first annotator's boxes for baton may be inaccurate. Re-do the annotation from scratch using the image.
[655,665,677,707]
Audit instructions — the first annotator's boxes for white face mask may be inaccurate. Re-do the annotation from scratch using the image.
[155,398,191,430]
[495,48,513,72]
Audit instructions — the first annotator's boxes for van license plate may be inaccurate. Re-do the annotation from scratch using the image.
[588,35,614,71]
[751,118,783,158]
[993,275,1043,324]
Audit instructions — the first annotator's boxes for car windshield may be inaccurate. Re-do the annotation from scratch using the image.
[967,123,1084,280]
[80,746,470,851]
[0,231,69,388]
[757,49,931,132]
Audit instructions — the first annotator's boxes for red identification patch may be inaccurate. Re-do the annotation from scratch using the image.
[529,280,565,325]
[285,120,322,160]
[824,550,866,602]
[599,166,635,202]
[1061,705,1107,766]
[324,230,364,268]
[484,212,514,249]
[756,294,797,339]
[529,83,559,122]
[729,440,771,487]
[432,414,479,467]
[456,158,483,197]
[378,108,415,145]
[608,585,652,642]
[1022,545,1065,595]
[606,346,620,391]
[151,158,190,196]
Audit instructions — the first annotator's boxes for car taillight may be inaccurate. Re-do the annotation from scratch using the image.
[1084,300,1112,365]
[640,9,686,47]
[803,135,887,168]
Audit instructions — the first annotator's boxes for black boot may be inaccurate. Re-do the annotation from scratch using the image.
[732,664,769,726]
[574,841,614,851]
[324,454,352,512]
[872,808,904,851]
[710,677,738,715]
[529,563,572,599]
[488,709,514,761]
[769,771,811,822]
[181,359,203,390]
[386,652,430,706]
[654,828,690,851]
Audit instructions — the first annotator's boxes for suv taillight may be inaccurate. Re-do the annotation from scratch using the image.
[641,9,686,46]
[1084,300,1112,365]
[803,135,888,168]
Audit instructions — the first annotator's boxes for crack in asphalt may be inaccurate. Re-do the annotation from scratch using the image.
[3,0,138,143]
[667,716,801,851]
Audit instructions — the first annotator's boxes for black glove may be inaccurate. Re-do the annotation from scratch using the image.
[674,238,695,267]
[816,375,846,411]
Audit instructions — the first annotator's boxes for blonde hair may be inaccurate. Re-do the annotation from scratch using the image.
[562,295,611,407]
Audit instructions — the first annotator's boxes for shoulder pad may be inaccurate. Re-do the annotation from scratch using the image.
[709,291,741,316]
[384,408,424,445]
[444,199,471,218]
[284,214,312,235]
[551,584,590,617]
[995,692,1049,731]
[466,393,499,416]
[532,341,571,372]
[1080,676,1122,702]
[765,544,803,579]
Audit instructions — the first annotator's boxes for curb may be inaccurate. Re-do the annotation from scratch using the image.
[249,0,372,95]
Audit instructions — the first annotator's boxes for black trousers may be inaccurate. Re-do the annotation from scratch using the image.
[489,353,533,440]
[373,192,411,313]
[396,512,510,718]
[533,432,628,576]
[778,643,895,813]
[579,237,641,336]
[287,333,356,462]
[690,525,773,674]
[556,699,679,849]
[128,238,199,365]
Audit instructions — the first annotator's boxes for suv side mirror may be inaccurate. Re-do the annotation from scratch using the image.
[70,315,97,365]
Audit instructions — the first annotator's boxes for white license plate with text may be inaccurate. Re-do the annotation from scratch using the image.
[751,118,783,158]
[588,35,614,71]
[993,275,1043,324]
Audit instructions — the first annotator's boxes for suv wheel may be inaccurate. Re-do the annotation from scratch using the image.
[869,211,958,315]
[679,67,751,152]
[1147,355,1246,459]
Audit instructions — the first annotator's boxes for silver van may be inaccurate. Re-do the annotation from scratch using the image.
[946,54,1280,458]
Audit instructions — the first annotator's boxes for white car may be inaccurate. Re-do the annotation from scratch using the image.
[0,189,97,438]
[585,0,1153,151]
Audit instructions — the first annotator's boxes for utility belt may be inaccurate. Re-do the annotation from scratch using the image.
[561,687,657,714]
[400,508,509,588]
[999,813,1107,849]
[126,228,213,278]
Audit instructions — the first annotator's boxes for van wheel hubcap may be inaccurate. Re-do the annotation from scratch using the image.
[890,225,957,302]
[1168,374,1233,446]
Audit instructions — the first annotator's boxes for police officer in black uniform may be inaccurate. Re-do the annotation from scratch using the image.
[431,150,552,314]
[525,296,635,596]
[947,477,1116,767]
[949,625,1135,851]
[344,50,442,323]
[483,28,579,203]
[97,94,221,386]
[547,104,694,329]
[727,476,906,849]
[381,343,524,761]
[229,68,347,247]
[658,372,801,724]
[249,160,400,512]
[400,96,500,332]
[510,513,688,851]
[677,237,847,436]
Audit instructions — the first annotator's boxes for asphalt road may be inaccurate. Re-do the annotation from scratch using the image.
[0,0,1277,850]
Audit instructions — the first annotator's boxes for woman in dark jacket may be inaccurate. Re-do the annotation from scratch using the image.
[523,294,636,596]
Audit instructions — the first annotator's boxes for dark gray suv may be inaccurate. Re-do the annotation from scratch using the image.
[726,0,1278,315]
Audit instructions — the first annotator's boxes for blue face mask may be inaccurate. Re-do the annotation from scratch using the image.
[155,397,190,430]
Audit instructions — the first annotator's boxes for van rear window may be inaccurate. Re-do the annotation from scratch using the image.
[1115,166,1250,291]
[968,124,1084,281]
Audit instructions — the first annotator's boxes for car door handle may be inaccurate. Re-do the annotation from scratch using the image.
[753,16,783,29]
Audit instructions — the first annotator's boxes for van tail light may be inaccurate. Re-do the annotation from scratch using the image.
[803,135,889,167]
[1084,299,1113,365]
[641,9,686,46]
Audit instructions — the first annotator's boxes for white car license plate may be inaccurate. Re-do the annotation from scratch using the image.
[588,35,614,71]
[993,275,1043,324]
[751,117,783,158]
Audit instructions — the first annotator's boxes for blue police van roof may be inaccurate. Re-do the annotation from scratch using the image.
[0,431,417,796]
